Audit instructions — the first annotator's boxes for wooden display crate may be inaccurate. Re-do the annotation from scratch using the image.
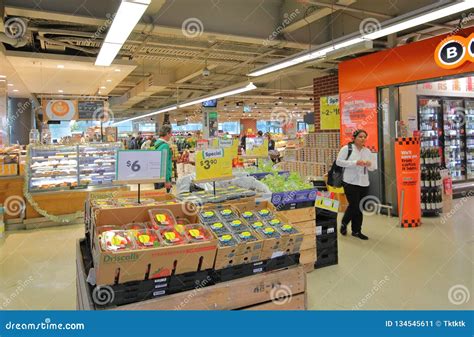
[76,240,307,310]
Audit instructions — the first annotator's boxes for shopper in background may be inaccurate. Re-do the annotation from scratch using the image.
[127,135,137,149]
[257,130,263,137]
[140,136,152,149]
[153,125,173,192]
[240,130,247,152]
[336,129,377,240]
[136,131,144,148]
[267,132,279,163]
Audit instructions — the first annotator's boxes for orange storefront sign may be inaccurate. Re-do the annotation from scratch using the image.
[339,27,474,93]
[394,137,421,228]
[434,33,474,69]
[340,88,378,152]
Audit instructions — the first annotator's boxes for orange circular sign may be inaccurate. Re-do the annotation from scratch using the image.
[50,101,70,117]
[434,35,467,70]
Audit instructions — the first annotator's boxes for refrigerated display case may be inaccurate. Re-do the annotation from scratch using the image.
[28,143,122,192]
[465,100,474,180]
[78,143,121,187]
[418,98,443,149]
[443,99,466,181]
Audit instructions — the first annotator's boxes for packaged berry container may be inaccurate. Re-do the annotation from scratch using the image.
[148,209,177,229]
[158,228,188,246]
[184,224,213,243]
[99,230,135,252]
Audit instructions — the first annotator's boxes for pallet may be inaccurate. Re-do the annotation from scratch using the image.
[77,241,307,310]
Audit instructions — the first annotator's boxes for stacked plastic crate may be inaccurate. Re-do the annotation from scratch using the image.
[314,207,338,269]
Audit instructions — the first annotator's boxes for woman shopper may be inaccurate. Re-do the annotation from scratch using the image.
[336,129,377,240]
[153,125,173,193]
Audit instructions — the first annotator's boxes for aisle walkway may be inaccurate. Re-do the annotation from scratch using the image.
[0,197,472,310]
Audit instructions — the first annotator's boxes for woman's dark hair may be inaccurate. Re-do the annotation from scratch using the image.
[352,129,368,138]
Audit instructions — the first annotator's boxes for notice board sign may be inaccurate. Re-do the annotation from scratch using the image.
[116,150,166,183]
[340,89,378,152]
[78,101,105,120]
[394,137,421,228]
[320,95,340,130]
[245,137,268,157]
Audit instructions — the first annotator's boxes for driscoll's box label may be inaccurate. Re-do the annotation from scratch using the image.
[103,253,139,264]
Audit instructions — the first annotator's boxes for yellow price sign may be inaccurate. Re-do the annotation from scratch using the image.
[196,148,233,181]
[211,138,238,157]
[245,137,268,157]
[320,95,340,130]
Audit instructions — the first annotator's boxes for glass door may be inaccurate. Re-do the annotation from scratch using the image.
[465,100,474,180]
[443,99,466,181]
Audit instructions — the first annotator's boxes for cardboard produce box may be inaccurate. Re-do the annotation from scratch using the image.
[92,203,217,285]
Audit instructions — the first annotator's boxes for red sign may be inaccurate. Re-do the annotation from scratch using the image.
[394,137,421,228]
[340,88,379,152]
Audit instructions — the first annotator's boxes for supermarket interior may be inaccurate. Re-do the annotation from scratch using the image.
[0,0,473,312]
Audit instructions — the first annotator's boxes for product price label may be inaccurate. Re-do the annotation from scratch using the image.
[116,150,166,182]
[315,195,339,212]
[245,137,268,157]
[195,147,232,181]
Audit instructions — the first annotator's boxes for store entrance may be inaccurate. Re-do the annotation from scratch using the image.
[398,74,474,197]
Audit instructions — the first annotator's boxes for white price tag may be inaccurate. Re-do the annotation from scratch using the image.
[116,150,165,182]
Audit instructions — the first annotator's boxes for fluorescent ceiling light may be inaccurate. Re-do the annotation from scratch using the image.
[248,0,472,77]
[364,1,473,40]
[95,0,151,66]
[8,83,13,86]
[95,42,123,67]
[0,75,6,78]
[13,89,18,92]
[58,89,63,93]
[178,83,257,108]
[57,64,64,69]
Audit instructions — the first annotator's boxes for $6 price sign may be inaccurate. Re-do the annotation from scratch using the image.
[126,160,141,172]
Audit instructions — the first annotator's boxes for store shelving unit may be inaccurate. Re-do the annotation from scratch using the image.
[465,100,474,180]
[78,143,121,187]
[443,99,466,181]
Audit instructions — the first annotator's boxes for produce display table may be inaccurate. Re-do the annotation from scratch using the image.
[76,239,307,311]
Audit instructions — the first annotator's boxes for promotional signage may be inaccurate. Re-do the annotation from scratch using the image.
[394,137,421,228]
[315,192,340,213]
[245,137,268,157]
[434,33,474,70]
[320,95,340,130]
[42,99,78,121]
[195,147,233,181]
[78,100,105,119]
[340,89,379,152]
[211,137,239,157]
[203,110,218,138]
[116,150,166,182]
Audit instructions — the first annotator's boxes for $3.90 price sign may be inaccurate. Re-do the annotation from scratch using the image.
[116,150,166,182]
[195,148,232,181]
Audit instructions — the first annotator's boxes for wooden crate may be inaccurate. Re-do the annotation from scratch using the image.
[292,219,316,236]
[300,234,316,251]
[299,248,316,265]
[76,241,307,310]
[278,207,315,223]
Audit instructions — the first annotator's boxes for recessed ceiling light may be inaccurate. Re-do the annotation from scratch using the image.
[0,75,6,78]
[106,79,112,82]
[114,69,121,72]
[58,90,63,93]
[13,89,19,92]
[100,86,106,89]
[7,83,13,87]
[57,65,64,69]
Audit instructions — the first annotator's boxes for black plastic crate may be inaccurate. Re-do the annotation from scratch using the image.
[316,219,337,236]
[168,269,214,293]
[316,233,338,252]
[212,260,267,283]
[93,285,168,307]
[266,253,300,272]
[316,207,338,220]
[315,247,338,269]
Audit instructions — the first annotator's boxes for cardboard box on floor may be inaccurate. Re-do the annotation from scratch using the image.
[92,203,217,286]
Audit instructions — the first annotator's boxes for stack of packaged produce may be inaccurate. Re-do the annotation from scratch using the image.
[84,193,304,307]
[176,186,256,205]
[280,132,340,179]
[259,171,317,272]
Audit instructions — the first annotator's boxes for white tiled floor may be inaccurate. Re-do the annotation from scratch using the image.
[0,197,472,310]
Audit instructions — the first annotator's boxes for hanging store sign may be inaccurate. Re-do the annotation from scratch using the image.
[195,148,233,181]
[116,150,166,183]
[245,137,268,157]
[320,95,340,130]
[42,100,78,121]
[434,33,474,70]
